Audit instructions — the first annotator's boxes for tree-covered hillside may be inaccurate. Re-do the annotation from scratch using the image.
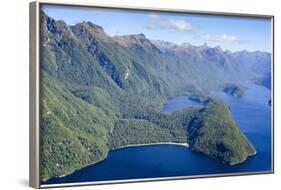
[188,100,256,165]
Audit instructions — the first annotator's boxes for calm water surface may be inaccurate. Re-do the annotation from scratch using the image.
[43,84,272,185]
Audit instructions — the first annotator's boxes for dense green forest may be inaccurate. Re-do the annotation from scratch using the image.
[188,101,256,165]
[108,108,199,149]
[39,12,265,180]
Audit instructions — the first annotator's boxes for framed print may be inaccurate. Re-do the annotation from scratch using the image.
[29,1,274,188]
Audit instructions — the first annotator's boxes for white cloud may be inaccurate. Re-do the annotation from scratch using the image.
[199,34,241,43]
[146,16,193,32]
[169,19,193,32]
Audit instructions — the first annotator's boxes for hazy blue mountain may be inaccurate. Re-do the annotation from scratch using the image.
[232,50,271,78]
[151,40,271,84]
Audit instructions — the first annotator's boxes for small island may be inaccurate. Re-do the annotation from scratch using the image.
[188,95,208,103]
[222,84,245,97]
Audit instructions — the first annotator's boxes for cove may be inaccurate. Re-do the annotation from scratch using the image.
[43,84,272,185]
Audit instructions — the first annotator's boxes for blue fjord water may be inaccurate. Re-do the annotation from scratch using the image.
[43,84,272,185]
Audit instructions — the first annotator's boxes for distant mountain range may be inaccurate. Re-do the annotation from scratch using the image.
[152,39,271,83]
[40,11,269,181]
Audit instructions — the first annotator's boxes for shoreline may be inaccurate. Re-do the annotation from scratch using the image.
[43,142,189,182]
[114,142,189,150]
[229,150,257,166]
[42,155,109,182]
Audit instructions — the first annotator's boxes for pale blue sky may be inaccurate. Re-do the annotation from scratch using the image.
[41,4,272,53]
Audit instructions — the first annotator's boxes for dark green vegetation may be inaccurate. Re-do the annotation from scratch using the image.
[108,108,198,149]
[40,12,268,180]
[40,74,113,180]
[188,101,256,165]
[222,84,245,97]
